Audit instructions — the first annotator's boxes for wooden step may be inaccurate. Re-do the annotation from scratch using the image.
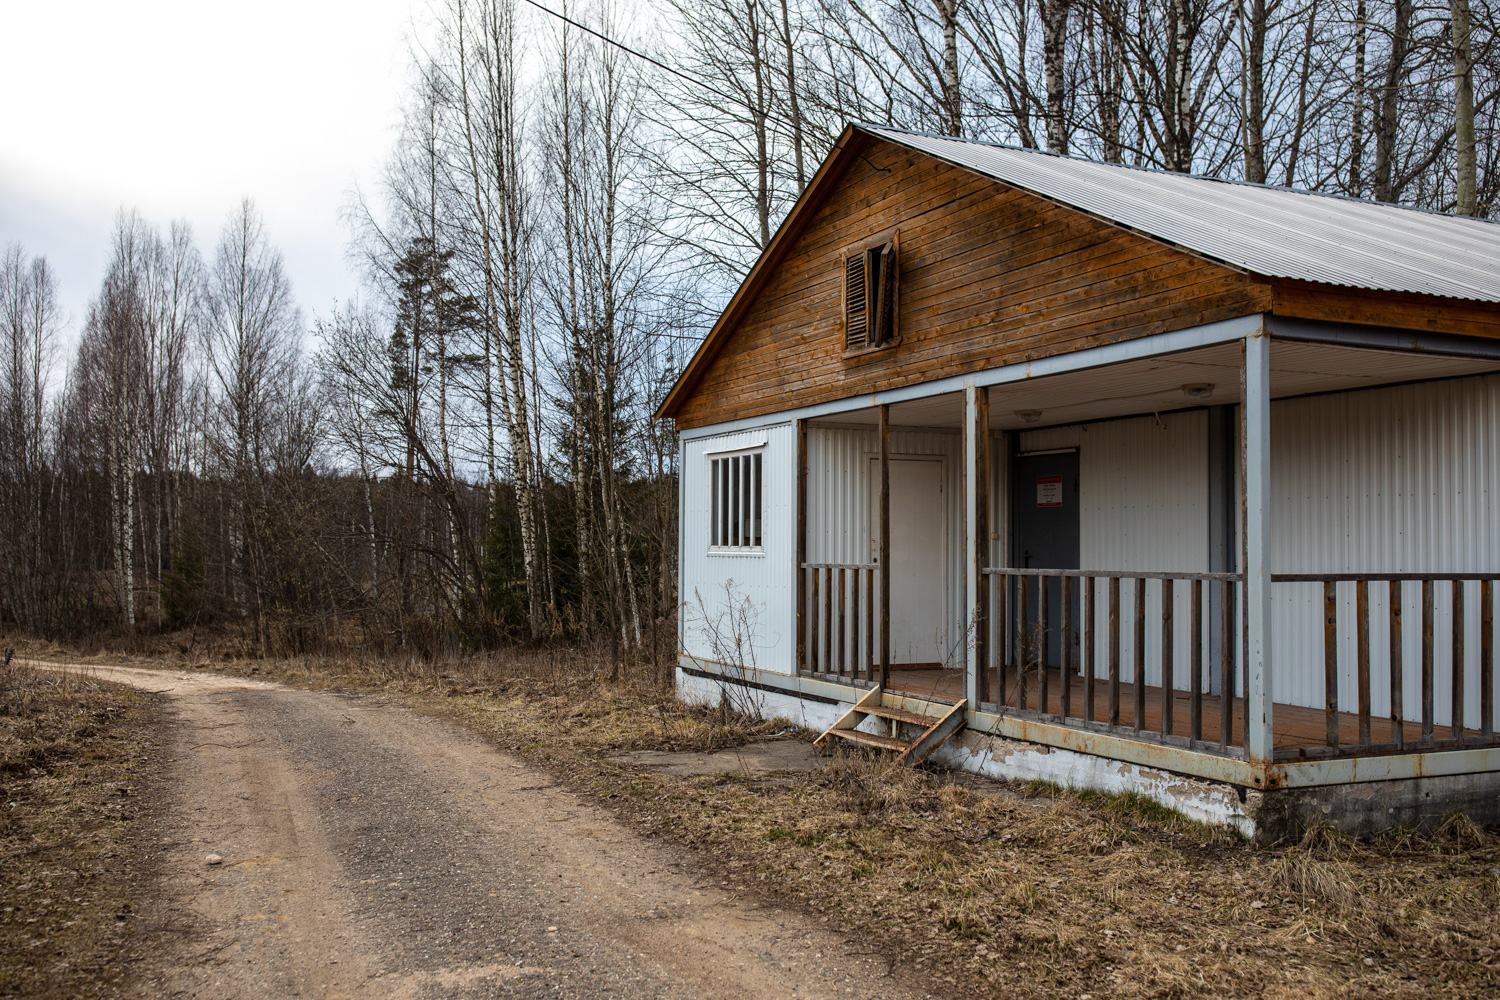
[824,729,912,752]
[860,704,937,726]
[895,699,968,766]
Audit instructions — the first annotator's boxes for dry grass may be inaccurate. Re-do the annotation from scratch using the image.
[22,641,1500,999]
[0,656,163,999]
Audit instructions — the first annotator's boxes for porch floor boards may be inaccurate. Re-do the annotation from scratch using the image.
[885,666,1477,750]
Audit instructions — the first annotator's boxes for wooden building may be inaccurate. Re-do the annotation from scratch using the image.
[658,124,1500,841]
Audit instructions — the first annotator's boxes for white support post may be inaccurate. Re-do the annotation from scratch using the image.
[1242,322,1274,761]
[964,384,989,709]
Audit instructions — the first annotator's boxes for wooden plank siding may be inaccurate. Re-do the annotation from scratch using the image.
[1270,281,1500,340]
[671,140,1272,429]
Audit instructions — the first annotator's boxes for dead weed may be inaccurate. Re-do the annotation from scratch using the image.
[26,643,1500,1000]
[0,657,163,999]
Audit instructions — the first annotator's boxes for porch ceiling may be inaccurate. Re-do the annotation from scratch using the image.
[817,340,1500,431]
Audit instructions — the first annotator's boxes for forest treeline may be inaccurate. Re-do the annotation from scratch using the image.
[0,0,1493,659]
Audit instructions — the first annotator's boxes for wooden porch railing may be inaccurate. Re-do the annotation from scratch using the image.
[983,569,1247,755]
[800,562,880,681]
[1273,573,1499,760]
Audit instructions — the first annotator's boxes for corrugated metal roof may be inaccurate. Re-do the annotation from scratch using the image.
[863,125,1500,304]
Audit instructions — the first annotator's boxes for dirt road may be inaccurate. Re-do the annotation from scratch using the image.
[55,664,934,1000]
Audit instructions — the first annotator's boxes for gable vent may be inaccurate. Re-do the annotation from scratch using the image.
[844,253,868,349]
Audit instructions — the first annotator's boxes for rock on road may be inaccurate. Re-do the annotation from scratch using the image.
[55,664,936,1000]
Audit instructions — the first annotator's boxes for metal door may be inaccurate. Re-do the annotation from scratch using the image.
[1011,450,1080,667]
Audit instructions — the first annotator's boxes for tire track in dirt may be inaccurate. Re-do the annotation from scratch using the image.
[39,663,938,1000]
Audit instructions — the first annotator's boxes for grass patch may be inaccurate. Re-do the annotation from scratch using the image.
[0,658,163,999]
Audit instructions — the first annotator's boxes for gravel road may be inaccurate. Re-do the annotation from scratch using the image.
[56,665,935,1000]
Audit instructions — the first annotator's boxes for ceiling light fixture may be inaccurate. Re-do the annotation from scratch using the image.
[1014,409,1043,423]
[1181,383,1215,399]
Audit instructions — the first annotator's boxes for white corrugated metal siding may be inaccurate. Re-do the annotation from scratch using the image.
[1271,373,1500,727]
[681,423,798,674]
[1020,412,1210,688]
[806,426,965,654]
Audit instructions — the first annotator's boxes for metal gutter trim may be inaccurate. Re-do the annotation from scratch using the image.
[679,314,1262,441]
[1267,316,1500,360]
[1267,746,1500,788]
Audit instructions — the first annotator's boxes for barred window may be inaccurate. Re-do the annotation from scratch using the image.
[710,450,762,550]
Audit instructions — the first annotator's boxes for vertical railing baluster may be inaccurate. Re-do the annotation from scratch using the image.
[1038,576,1050,715]
[1108,577,1121,728]
[1357,580,1372,748]
[1483,579,1494,744]
[1324,581,1339,748]
[1020,575,1032,707]
[828,565,837,677]
[1241,581,1252,751]
[852,568,862,677]
[1422,579,1435,745]
[1220,579,1234,749]
[1453,579,1466,742]
[1084,576,1096,726]
[809,568,821,674]
[1161,579,1174,738]
[837,568,848,676]
[1060,575,1073,721]
[1390,580,1404,750]
[1190,579,1203,745]
[1133,578,1146,733]
[982,572,996,706]
[864,569,876,680]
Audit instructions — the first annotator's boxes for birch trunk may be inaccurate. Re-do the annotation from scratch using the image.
[1452,0,1477,215]
[1040,0,1071,154]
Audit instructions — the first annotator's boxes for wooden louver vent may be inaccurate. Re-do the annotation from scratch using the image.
[844,235,898,351]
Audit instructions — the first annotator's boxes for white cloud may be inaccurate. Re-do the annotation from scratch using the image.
[0,0,422,345]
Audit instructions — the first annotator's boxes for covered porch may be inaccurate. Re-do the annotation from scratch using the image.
[795,315,1500,769]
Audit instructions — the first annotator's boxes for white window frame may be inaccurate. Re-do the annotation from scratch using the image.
[708,447,765,554]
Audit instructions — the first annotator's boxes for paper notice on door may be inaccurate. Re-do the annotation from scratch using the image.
[1036,474,1063,508]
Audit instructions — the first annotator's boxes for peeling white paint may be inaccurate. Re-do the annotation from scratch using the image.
[676,668,846,733]
[676,668,1258,839]
[930,732,1256,838]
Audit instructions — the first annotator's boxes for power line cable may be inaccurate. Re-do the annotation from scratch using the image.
[519,0,806,135]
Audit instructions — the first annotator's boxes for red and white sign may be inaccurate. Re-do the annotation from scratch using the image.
[1036,475,1063,508]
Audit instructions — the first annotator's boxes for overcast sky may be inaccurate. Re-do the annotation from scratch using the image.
[0,0,424,348]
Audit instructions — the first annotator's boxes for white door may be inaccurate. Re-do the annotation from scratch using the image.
[869,457,947,665]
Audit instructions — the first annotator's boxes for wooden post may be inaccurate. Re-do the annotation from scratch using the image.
[1039,575,1050,713]
[878,403,891,690]
[1390,580,1404,749]
[1242,325,1275,762]
[1133,578,1146,732]
[964,385,989,709]
[840,566,852,677]
[795,420,807,674]
[1160,579,1174,736]
[1190,578,1203,743]
[1220,579,1235,748]
[1453,579,1466,742]
[1324,581,1339,749]
[1482,579,1494,743]
[1060,574,1073,720]
[1108,577,1121,727]
[1422,579,1435,745]
[1357,580,1372,747]
[1083,576,1096,725]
